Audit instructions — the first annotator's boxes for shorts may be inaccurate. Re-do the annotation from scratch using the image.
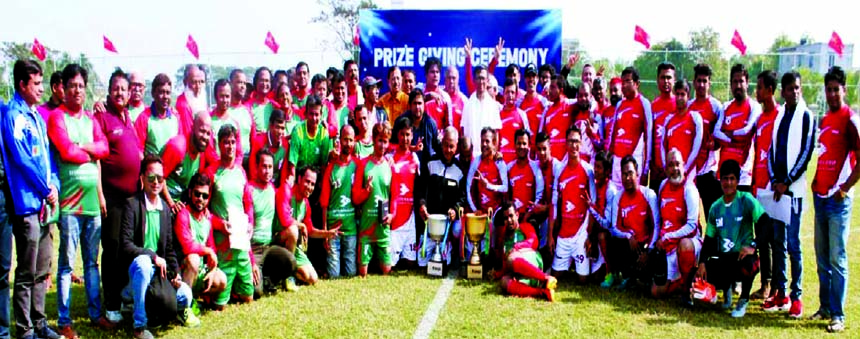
[190,258,211,295]
[295,246,312,269]
[359,239,391,267]
[552,227,604,276]
[390,215,417,263]
[666,237,702,281]
[215,250,254,305]
[509,248,544,287]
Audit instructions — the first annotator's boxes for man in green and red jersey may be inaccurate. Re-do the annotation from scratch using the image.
[311,73,339,137]
[249,67,275,134]
[444,66,468,133]
[161,112,216,214]
[518,64,549,139]
[292,62,312,110]
[210,79,244,161]
[353,123,395,277]
[689,64,724,212]
[498,79,531,164]
[250,109,290,186]
[330,73,350,131]
[46,64,113,337]
[540,75,576,161]
[204,124,256,309]
[286,95,332,182]
[344,60,363,111]
[173,173,226,305]
[175,64,207,138]
[714,64,762,193]
[224,70,256,164]
[135,73,183,155]
[248,149,279,295]
[321,125,360,278]
[423,57,452,130]
[650,62,676,192]
[494,203,557,302]
[379,66,408,126]
[128,72,147,122]
[273,83,302,138]
[354,105,374,158]
[389,117,422,268]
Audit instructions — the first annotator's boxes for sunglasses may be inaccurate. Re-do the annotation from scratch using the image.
[192,191,209,199]
[146,174,165,184]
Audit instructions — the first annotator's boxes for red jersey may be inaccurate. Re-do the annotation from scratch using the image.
[572,106,600,163]
[752,106,778,194]
[424,87,450,129]
[447,90,467,133]
[499,106,530,163]
[541,98,575,161]
[610,94,652,161]
[467,156,507,213]
[716,98,761,184]
[507,160,543,216]
[651,94,676,170]
[688,96,722,175]
[390,151,421,230]
[539,159,560,205]
[610,186,658,245]
[552,160,595,238]
[663,111,703,179]
[519,92,548,137]
[602,104,616,148]
[658,181,699,253]
[812,106,860,197]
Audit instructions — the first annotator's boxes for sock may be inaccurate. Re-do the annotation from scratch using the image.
[506,279,546,298]
[678,248,696,279]
[510,258,548,282]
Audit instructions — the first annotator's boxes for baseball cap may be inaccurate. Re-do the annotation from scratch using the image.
[524,63,538,76]
[361,76,382,89]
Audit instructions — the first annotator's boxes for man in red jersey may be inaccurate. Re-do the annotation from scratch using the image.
[508,129,544,220]
[571,83,601,163]
[249,109,290,186]
[540,75,576,161]
[175,64,207,137]
[588,150,619,288]
[519,63,550,139]
[494,203,557,302]
[444,66,468,133]
[601,77,623,148]
[549,126,601,283]
[498,79,531,163]
[389,117,422,268]
[650,63,676,192]
[661,79,702,184]
[608,67,652,189]
[422,57,452,130]
[689,64,724,213]
[714,64,762,193]
[467,128,508,215]
[533,132,559,263]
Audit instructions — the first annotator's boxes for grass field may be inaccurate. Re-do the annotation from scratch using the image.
[9,162,860,338]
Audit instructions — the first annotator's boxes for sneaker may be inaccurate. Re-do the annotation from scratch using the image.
[285,277,300,292]
[615,277,631,291]
[809,309,831,321]
[57,325,79,339]
[731,299,749,318]
[35,326,63,339]
[191,299,201,317]
[827,318,845,333]
[92,316,117,329]
[546,276,558,290]
[105,310,123,323]
[722,289,734,310]
[179,308,201,328]
[762,293,790,312]
[788,299,803,319]
[134,328,154,339]
[600,273,616,289]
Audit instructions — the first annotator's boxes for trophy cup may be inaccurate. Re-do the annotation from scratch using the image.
[465,208,492,279]
[424,214,449,277]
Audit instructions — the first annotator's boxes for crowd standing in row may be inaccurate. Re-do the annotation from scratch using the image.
[0,37,857,338]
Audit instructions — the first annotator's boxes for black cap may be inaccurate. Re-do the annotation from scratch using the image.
[524,63,538,76]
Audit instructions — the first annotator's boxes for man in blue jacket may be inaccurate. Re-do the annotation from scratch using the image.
[0,59,62,339]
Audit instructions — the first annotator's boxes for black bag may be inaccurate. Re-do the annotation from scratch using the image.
[648,248,668,286]
[145,273,178,326]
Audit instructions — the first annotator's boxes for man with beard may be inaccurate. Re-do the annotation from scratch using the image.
[494,203,557,302]
[650,63,676,192]
[175,64,207,138]
[250,67,276,134]
[571,83,601,163]
[540,75,576,161]
[714,64,761,193]
[160,112,216,214]
[396,89,440,170]
[344,60,363,111]
[689,64,724,213]
[601,77,623,148]
[608,67,652,189]
[518,64,550,138]
[509,129,544,222]
[444,66,468,133]
[136,74,183,155]
[249,109,290,186]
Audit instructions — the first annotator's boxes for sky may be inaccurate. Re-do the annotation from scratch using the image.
[1,0,856,83]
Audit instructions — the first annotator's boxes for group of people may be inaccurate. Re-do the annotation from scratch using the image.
[0,36,856,338]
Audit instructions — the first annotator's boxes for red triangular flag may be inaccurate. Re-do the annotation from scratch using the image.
[731,30,747,56]
[31,38,46,62]
[103,35,118,53]
[829,31,844,57]
[264,31,279,54]
[186,34,199,60]
[634,25,650,49]
[353,24,360,46]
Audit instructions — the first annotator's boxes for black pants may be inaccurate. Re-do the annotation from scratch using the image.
[607,236,648,280]
[101,193,132,312]
[695,171,722,214]
[11,214,53,337]
[704,253,759,299]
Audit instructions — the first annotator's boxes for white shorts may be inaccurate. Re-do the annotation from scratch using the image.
[551,227,604,276]
[390,215,417,263]
[666,237,702,281]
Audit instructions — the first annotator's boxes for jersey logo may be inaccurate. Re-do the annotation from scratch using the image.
[722,238,735,252]
[616,128,626,137]
[550,129,560,138]
[757,121,772,136]
[174,166,183,177]
[399,183,410,196]
[663,220,674,230]
[565,201,575,213]
[501,138,510,147]
[481,193,490,205]
[716,217,723,228]
[514,198,524,209]
[661,197,676,209]
[393,160,410,172]
[339,195,351,207]
[510,174,523,186]
[621,205,636,218]
[759,149,768,161]
[332,179,342,189]
[616,107,632,119]
[559,176,576,190]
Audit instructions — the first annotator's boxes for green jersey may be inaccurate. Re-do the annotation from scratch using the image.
[162,148,201,201]
[323,158,358,236]
[355,139,374,159]
[211,114,240,158]
[334,105,350,131]
[145,112,180,155]
[189,210,211,246]
[252,101,274,133]
[57,112,100,216]
[288,122,332,170]
[144,209,161,251]
[227,105,254,156]
[706,191,765,254]
[129,104,145,123]
[210,165,247,219]
[251,183,276,245]
[358,157,392,243]
[285,113,302,138]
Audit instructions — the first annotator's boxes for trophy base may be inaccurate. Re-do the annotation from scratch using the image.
[467,264,483,279]
[427,261,444,277]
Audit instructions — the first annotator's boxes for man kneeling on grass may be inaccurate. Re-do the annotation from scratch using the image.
[696,159,770,318]
[494,202,557,302]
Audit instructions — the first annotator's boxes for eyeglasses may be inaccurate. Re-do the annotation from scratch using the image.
[146,174,165,184]
[192,191,209,199]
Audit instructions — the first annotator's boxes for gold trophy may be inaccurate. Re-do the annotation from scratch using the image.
[424,214,449,277]
[465,208,492,279]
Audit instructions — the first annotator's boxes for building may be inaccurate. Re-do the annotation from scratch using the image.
[777,41,854,75]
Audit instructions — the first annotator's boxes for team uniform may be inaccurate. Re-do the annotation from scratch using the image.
[424,87,451,130]
[249,132,290,186]
[751,107,778,195]
[288,122,332,173]
[210,111,245,160]
[539,98,576,161]
[225,103,256,162]
[249,181,276,280]
[498,106,530,163]
[688,95,724,211]
[128,102,146,123]
[606,185,660,279]
[355,138,374,159]
[650,95,676,190]
[714,98,762,187]
[353,156,394,267]
[161,135,216,202]
[662,111,703,183]
[498,222,554,300]
[572,106,601,163]
[657,180,701,284]
[135,106,183,155]
[250,98,276,134]
[389,151,421,264]
[518,92,549,141]
[320,155,360,277]
[466,155,508,214]
[608,94,652,188]
[551,159,602,275]
[446,90,468,133]
[173,205,216,294]
[507,159,544,217]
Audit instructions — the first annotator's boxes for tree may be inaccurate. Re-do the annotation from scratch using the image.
[1,42,103,106]
[311,0,378,62]
[632,38,690,99]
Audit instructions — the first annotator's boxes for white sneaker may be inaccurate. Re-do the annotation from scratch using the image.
[106,310,123,323]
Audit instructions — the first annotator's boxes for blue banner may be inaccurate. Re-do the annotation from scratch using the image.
[358,9,562,94]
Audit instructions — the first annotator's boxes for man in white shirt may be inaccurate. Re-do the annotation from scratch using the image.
[462,65,502,157]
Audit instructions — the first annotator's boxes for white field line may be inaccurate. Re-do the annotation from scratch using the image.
[412,270,457,339]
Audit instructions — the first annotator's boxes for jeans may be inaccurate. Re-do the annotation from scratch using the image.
[57,214,102,326]
[102,194,131,312]
[11,213,52,337]
[813,195,852,319]
[772,197,803,301]
[128,255,192,329]
[0,190,12,339]
[327,235,357,278]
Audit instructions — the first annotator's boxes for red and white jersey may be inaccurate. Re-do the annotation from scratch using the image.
[466,155,508,213]
[658,180,700,253]
[590,181,620,231]
[610,94,652,164]
[499,106,531,164]
[519,92,549,137]
[688,96,723,176]
[601,103,616,148]
[662,111,703,181]
[551,159,596,238]
[715,98,762,185]
[752,106,778,195]
[425,86,451,129]
[651,94,676,170]
[812,105,860,197]
[539,158,561,205]
[507,159,544,216]
[446,89,468,132]
[607,185,660,246]
[540,98,576,161]
[390,150,421,231]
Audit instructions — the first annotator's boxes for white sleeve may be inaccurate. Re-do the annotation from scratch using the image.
[664,183,700,241]
[466,157,479,212]
[734,100,762,137]
[608,189,627,238]
[686,112,704,176]
[642,96,653,174]
[646,187,661,248]
[531,161,544,204]
[489,159,508,193]
[713,101,731,143]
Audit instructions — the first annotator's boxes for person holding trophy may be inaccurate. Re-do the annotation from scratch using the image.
[466,127,508,269]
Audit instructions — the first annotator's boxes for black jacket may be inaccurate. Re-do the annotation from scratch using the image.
[120,192,179,278]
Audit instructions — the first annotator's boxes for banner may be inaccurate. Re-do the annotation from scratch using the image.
[358,9,562,93]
